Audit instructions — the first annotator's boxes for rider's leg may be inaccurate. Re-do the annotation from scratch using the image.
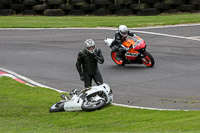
[121,50,126,60]
[93,69,103,85]
[84,74,92,88]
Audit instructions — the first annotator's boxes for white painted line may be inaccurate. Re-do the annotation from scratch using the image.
[0,68,191,111]
[132,30,200,42]
[1,24,199,111]
[1,24,200,43]
[0,23,200,30]
[1,73,16,79]
[189,36,200,39]
[0,68,66,93]
[130,23,200,29]
[112,103,188,111]
[25,83,35,87]
[0,27,117,30]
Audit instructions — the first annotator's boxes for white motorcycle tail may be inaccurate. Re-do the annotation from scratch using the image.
[104,38,114,47]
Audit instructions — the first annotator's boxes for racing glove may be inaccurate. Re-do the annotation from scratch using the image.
[120,45,129,51]
[93,52,104,64]
[79,73,85,81]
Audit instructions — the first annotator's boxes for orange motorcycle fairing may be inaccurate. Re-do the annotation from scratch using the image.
[122,38,141,60]
[109,35,155,67]
[125,50,139,60]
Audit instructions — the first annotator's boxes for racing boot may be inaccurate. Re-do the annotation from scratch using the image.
[120,50,126,61]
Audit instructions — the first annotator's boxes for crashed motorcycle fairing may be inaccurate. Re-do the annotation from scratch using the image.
[104,35,155,67]
[49,83,113,112]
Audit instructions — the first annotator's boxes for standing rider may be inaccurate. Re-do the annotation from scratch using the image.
[76,39,104,88]
[110,25,134,60]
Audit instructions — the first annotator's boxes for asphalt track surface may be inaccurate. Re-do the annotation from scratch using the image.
[0,24,200,110]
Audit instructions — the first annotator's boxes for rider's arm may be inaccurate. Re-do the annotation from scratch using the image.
[128,30,134,36]
[120,44,129,51]
[76,52,84,75]
[114,32,122,43]
[94,49,104,64]
[111,32,122,47]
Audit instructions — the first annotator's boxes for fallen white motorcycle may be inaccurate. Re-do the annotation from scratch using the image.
[49,83,113,112]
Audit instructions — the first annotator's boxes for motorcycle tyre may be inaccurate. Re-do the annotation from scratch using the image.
[49,101,65,113]
[81,99,106,111]
[141,51,155,67]
[111,51,125,66]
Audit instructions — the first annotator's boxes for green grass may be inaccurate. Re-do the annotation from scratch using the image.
[1,13,200,132]
[0,13,200,28]
[1,77,200,133]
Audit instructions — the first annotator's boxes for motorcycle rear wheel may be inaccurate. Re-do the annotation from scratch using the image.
[81,99,106,111]
[111,51,125,66]
[49,101,65,113]
[141,51,155,67]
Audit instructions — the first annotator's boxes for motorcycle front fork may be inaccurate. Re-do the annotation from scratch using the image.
[140,53,145,58]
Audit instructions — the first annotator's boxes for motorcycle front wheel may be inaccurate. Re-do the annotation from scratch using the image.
[141,52,155,67]
[49,101,65,113]
[111,51,125,66]
[81,99,106,111]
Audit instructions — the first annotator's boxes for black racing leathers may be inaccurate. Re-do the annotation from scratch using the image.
[111,30,134,48]
[76,48,104,88]
[110,30,134,60]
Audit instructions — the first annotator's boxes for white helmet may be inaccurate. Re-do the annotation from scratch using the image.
[85,39,96,54]
[119,25,128,37]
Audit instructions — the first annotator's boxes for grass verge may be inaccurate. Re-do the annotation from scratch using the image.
[0,13,200,28]
[1,77,200,133]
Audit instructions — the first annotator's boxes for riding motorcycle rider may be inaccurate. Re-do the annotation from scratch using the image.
[110,25,134,60]
[76,39,104,88]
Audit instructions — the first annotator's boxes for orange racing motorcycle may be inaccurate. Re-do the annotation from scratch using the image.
[104,35,155,67]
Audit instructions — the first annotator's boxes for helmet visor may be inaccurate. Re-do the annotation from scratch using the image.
[121,31,127,35]
[87,46,95,50]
